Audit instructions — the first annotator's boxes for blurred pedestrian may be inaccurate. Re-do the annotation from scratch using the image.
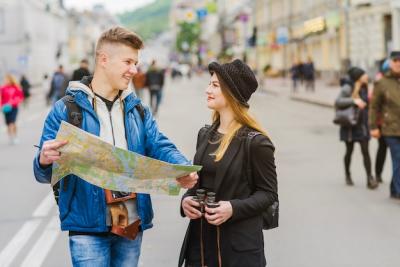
[303,57,315,92]
[132,66,146,99]
[335,67,378,189]
[369,51,400,199]
[290,60,301,93]
[371,59,390,183]
[179,59,278,267]
[0,73,24,145]
[20,74,31,106]
[47,65,68,105]
[146,60,165,115]
[71,59,91,81]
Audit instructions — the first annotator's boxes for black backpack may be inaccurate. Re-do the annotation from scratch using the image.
[52,95,145,204]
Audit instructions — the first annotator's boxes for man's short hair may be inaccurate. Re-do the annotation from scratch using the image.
[96,26,144,56]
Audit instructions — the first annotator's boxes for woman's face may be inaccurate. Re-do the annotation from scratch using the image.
[206,73,228,111]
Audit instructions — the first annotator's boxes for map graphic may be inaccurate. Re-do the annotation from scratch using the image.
[51,121,201,195]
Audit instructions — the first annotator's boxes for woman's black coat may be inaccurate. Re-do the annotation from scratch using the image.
[335,80,370,142]
[178,125,278,267]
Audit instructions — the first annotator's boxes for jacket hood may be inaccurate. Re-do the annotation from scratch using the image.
[66,76,132,101]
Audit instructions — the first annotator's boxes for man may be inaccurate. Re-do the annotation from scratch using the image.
[47,65,68,105]
[33,27,197,266]
[71,59,91,81]
[146,60,165,115]
[132,65,146,99]
[369,51,400,199]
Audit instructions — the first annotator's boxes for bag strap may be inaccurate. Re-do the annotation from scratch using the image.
[135,103,145,122]
[245,131,262,191]
[62,95,82,128]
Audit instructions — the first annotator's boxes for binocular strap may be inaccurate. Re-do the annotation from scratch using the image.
[199,218,222,267]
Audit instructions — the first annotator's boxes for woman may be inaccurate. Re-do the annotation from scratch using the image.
[179,59,278,267]
[335,67,378,189]
[0,74,24,144]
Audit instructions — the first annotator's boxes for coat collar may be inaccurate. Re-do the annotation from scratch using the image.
[194,123,244,194]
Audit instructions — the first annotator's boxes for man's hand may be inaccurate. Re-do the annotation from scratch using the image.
[354,98,367,109]
[370,129,381,139]
[39,140,68,166]
[176,172,198,189]
[204,201,233,226]
[182,196,202,219]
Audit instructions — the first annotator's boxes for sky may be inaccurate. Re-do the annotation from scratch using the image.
[64,0,155,14]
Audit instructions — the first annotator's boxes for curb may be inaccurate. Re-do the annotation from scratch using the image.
[290,95,334,108]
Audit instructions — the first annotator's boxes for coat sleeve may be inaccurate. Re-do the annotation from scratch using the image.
[369,81,384,130]
[33,100,67,183]
[143,106,189,165]
[229,135,278,222]
[335,84,355,109]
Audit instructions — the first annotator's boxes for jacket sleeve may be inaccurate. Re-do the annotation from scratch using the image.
[33,100,67,183]
[143,106,189,165]
[369,82,384,130]
[335,84,355,109]
[229,135,278,222]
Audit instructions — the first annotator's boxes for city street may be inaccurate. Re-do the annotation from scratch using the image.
[0,75,399,267]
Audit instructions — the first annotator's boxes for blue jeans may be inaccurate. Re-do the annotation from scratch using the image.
[69,232,143,267]
[385,136,400,195]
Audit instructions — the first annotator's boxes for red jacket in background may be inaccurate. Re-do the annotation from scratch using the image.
[0,84,24,108]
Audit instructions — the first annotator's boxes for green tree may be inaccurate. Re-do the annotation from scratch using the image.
[176,22,200,53]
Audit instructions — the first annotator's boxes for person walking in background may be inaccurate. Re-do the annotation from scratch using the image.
[290,60,301,93]
[303,57,315,92]
[335,67,378,189]
[146,60,165,115]
[132,66,146,99]
[371,59,390,183]
[71,59,91,82]
[0,73,24,145]
[370,51,400,199]
[179,59,278,267]
[20,74,31,106]
[47,65,68,105]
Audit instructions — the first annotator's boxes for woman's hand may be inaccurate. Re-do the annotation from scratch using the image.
[354,98,366,109]
[204,201,233,226]
[182,196,202,219]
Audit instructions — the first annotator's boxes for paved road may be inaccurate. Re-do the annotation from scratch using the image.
[0,74,399,267]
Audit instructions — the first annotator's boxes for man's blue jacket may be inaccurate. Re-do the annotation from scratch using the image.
[33,87,188,233]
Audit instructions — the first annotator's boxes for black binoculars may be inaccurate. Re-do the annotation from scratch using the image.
[192,189,220,215]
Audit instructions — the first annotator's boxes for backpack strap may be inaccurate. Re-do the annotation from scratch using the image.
[62,95,82,128]
[135,103,145,122]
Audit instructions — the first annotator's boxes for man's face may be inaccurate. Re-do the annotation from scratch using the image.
[390,58,400,74]
[98,43,139,90]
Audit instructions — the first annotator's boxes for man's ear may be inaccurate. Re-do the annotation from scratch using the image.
[97,51,108,67]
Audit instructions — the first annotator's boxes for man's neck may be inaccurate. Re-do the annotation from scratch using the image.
[91,73,119,101]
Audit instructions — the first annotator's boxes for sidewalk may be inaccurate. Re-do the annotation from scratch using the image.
[259,78,340,108]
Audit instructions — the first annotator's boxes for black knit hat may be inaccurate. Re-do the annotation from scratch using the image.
[208,59,258,107]
[348,67,366,82]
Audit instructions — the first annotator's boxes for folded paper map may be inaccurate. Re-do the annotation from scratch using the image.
[51,121,202,195]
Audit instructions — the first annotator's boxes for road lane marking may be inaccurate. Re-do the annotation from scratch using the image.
[21,216,60,267]
[0,192,55,266]
[0,219,42,266]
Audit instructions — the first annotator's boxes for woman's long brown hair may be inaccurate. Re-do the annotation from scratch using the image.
[211,73,268,161]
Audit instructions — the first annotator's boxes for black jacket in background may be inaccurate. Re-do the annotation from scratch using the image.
[178,124,278,267]
[71,67,91,82]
